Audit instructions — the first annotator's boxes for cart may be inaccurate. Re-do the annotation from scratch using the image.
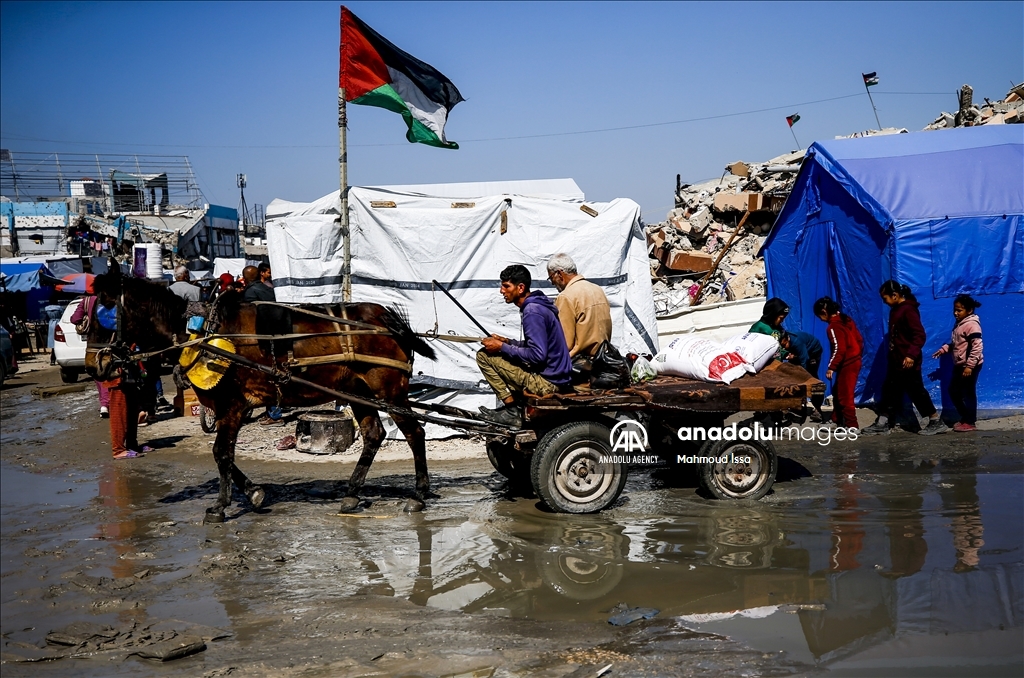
[464,361,824,514]
[189,333,822,515]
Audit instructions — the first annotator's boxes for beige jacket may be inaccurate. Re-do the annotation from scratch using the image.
[554,276,613,357]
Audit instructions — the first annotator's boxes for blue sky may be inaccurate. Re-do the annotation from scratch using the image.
[1,1,1021,221]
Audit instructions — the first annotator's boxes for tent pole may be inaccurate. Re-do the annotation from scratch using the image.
[865,84,882,130]
[339,87,351,302]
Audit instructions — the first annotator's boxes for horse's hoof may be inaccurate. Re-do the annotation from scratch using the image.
[338,497,361,513]
[248,486,266,509]
[404,498,426,513]
[204,508,225,524]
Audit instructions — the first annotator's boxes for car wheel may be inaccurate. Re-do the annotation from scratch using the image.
[59,367,80,384]
[530,421,627,514]
[698,438,778,500]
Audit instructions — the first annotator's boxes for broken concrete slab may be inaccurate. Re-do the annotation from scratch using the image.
[713,192,765,213]
[662,249,713,273]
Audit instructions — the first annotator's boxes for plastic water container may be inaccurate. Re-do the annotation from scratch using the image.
[132,243,163,279]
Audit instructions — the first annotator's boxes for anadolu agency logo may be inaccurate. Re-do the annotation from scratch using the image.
[602,420,659,465]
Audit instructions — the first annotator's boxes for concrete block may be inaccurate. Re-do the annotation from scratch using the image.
[689,207,712,234]
[725,161,750,178]
[668,215,692,235]
[647,227,668,253]
[713,192,765,213]
[725,261,766,300]
[661,249,714,273]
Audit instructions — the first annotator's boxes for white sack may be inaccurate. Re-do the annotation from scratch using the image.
[722,332,779,372]
[653,336,752,384]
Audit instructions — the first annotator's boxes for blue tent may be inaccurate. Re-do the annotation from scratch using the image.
[762,126,1023,414]
[0,261,55,293]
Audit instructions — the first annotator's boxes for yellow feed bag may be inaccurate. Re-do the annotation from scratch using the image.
[179,335,236,390]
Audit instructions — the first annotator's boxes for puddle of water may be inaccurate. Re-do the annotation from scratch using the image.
[265,463,1022,671]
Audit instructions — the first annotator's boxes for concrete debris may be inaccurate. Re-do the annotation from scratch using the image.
[835,127,909,139]
[647,82,1024,316]
[646,152,795,311]
[923,83,1023,130]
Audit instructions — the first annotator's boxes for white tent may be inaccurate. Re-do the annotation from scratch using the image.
[265,179,659,437]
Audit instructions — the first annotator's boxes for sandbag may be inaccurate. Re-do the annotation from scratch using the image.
[652,336,752,384]
[722,332,779,372]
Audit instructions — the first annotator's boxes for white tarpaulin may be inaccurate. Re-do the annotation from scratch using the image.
[212,257,260,279]
[266,179,659,437]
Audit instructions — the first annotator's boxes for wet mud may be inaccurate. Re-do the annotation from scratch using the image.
[2,367,1023,676]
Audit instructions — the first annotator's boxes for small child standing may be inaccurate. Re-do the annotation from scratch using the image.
[863,281,947,436]
[780,330,825,421]
[813,297,863,428]
[932,295,984,432]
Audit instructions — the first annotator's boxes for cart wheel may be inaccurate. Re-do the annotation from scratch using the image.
[199,404,218,434]
[698,439,777,500]
[486,438,532,487]
[530,421,627,514]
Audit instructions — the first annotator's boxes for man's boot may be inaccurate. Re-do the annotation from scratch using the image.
[478,404,523,427]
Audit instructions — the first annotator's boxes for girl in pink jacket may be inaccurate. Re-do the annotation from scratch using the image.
[932,295,984,431]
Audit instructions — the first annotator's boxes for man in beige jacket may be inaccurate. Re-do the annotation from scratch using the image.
[547,253,613,368]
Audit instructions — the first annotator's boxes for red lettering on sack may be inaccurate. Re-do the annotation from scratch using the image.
[708,352,747,380]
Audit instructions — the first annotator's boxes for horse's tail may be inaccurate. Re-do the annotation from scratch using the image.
[381,306,437,361]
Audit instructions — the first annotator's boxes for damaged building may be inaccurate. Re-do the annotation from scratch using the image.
[0,152,240,269]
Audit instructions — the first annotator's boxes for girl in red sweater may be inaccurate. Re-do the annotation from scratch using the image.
[863,281,947,436]
[813,297,863,428]
[932,295,984,431]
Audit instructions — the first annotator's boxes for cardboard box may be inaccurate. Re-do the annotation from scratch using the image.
[174,388,201,417]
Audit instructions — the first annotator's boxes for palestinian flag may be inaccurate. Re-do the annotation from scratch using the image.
[786,113,800,127]
[340,6,464,149]
[862,72,879,87]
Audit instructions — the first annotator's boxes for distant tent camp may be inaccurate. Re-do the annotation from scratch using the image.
[762,126,1023,413]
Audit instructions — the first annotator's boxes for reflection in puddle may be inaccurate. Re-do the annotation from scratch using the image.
[318,464,1022,669]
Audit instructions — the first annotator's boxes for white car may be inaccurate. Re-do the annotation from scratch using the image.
[53,298,88,383]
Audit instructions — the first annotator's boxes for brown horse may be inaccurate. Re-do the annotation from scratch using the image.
[85,272,437,522]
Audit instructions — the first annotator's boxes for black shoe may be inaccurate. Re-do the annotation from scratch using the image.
[478,404,523,428]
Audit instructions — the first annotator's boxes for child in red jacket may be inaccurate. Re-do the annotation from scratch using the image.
[932,295,984,431]
[813,296,863,428]
[863,281,947,436]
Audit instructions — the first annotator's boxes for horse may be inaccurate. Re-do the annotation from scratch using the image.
[84,271,438,522]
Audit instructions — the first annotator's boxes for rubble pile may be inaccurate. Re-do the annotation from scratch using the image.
[645,150,803,314]
[645,81,1022,318]
[924,83,1023,130]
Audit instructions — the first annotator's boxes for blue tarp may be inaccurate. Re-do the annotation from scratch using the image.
[762,125,1024,413]
[0,262,54,293]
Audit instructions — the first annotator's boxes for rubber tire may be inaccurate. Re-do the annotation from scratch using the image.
[59,367,80,384]
[199,404,218,433]
[486,438,516,477]
[530,421,627,514]
[698,438,778,500]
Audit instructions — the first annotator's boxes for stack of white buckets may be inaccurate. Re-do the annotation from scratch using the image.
[132,242,164,279]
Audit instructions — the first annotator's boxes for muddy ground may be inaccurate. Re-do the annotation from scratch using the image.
[2,358,1023,677]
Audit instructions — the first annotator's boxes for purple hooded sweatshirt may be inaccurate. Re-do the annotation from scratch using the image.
[499,290,573,385]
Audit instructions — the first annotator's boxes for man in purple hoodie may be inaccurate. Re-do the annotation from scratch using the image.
[477,265,573,427]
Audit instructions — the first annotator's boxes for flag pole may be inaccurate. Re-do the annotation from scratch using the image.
[339,88,350,302]
[789,125,801,150]
[864,81,882,130]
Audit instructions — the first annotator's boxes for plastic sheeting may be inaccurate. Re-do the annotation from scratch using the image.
[763,126,1024,412]
[266,181,660,436]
